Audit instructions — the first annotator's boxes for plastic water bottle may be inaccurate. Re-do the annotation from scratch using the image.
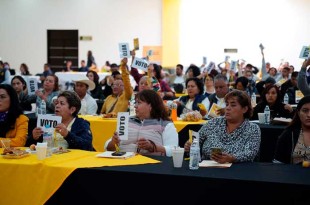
[40,99,46,115]
[251,92,256,107]
[264,105,270,124]
[43,125,54,157]
[189,139,200,170]
[283,93,289,104]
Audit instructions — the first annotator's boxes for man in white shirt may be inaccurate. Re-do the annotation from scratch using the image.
[169,64,186,93]
[74,78,98,115]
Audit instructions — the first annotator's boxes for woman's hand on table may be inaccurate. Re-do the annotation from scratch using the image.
[284,104,293,113]
[211,152,235,164]
[137,138,154,152]
[55,124,68,137]
[32,127,44,140]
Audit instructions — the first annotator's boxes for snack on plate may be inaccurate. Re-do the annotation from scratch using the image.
[2,148,29,159]
[30,144,36,151]
[181,111,202,122]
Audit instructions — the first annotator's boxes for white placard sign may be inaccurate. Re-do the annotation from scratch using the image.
[299,46,310,59]
[37,114,62,131]
[230,60,237,71]
[27,77,38,95]
[119,43,130,58]
[203,56,207,65]
[117,112,129,140]
[147,50,153,57]
[204,61,215,73]
[132,57,149,72]
[225,56,230,62]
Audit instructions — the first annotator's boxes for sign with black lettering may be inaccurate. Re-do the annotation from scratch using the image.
[299,46,310,59]
[204,61,215,73]
[132,57,149,72]
[230,60,237,71]
[37,114,62,131]
[119,43,130,58]
[147,50,153,57]
[117,112,129,140]
[26,77,38,95]
[203,56,207,65]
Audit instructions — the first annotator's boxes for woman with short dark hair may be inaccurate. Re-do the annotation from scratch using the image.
[184,90,261,163]
[105,89,178,156]
[32,91,93,151]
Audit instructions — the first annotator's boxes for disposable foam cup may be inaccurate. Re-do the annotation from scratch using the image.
[172,148,185,168]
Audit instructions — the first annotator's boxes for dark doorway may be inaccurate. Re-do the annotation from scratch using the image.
[47,30,79,73]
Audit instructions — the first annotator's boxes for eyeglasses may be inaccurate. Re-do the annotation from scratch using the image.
[111,84,124,88]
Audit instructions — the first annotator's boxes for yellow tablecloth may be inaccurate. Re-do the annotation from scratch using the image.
[80,115,206,152]
[0,148,160,205]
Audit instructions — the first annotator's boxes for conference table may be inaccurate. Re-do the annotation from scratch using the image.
[26,113,286,162]
[46,156,310,205]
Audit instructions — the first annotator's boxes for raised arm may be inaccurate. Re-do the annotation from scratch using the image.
[297,59,310,96]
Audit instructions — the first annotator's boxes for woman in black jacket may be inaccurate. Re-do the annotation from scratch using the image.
[251,84,294,120]
[274,96,310,164]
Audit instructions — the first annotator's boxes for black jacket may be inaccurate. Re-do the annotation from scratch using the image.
[274,126,300,164]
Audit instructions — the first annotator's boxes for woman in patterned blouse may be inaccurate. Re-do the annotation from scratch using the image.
[184,90,261,163]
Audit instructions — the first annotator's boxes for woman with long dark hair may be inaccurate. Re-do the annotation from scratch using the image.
[11,76,32,111]
[0,84,29,147]
[274,96,310,164]
[251,84,294,120]
[86,70,104,100]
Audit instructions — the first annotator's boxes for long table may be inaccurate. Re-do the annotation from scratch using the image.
[26,113,286,162]
[47,156,310,205]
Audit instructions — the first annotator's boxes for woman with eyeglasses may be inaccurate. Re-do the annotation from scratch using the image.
[28,75,60,114]
[0,84,29,147]
[105,89,178,156]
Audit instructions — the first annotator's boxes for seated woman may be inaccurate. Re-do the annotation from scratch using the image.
[235,76,249,94]
[175,77,210,117]
[11,76,32,111]
[0,84,29,147]
[251,84,294,120]
[32,91,93,151]
[184,90,261,163]
[105,89,178,157]
[86,70,104,100]
[29,75,60,114]
[274,96,310,164]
